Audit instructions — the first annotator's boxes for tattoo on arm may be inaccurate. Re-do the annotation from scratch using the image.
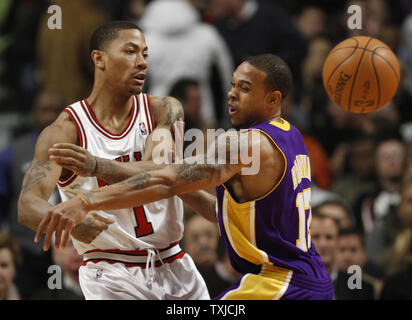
[95,158,116,182]
[164,101,184,127]
[21,160,52,194]
[120,172,152,191]
[177,162,233,183]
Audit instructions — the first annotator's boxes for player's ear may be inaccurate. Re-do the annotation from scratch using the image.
[91,50,105,70]
[266,90,282,109]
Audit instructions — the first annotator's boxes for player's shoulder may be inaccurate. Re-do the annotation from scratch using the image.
[39,111,78,146]
[146,94,184,124]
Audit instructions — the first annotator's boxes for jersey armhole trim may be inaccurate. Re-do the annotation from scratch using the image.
[221,128,287,205]
[58,108,83,186]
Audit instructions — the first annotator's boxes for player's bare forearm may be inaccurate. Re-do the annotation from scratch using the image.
[95,158,168,184]
[179,191,217,222]
[17,159,55,231]
[81,160,240,212]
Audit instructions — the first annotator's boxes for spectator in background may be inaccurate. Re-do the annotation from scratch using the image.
[213,0,307,98]
[332,133,378,208]
[183,214,219,268]
[0,91,64,298]
[380,229,412,299]
[313,199,353,230]
[293,5,326,40]
[311,212,340,280]
[303,135,333,191]
[311,211,376,299]
[375,179,412,276]
[337,227,384,299]
[30,238,84,300]
[169,78,205,131]
[197,243,241,299]
[183,214,240,298]
[138,0,233,128]
[355,137,406,260]
[0,233,22,300]
[36,0,108,104]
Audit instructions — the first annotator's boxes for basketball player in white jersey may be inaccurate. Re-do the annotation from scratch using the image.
[18,21,209,300]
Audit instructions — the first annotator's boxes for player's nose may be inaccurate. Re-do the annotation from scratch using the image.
[135,55,147,70]
[228,88,237,101]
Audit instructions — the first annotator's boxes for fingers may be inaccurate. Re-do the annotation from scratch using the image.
[51,143,83,152]
[43,212,60,251]
[49,154,83,168]
[61,221,75,248]
[34,211,52,243]
[55,218,66,249]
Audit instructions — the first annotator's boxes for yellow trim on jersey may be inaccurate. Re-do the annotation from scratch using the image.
[269,118,291,131]
[222,191,269,265]
[221,127,287,203]
[221,264,293,300]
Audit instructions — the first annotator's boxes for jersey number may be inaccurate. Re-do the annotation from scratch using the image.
[295,188,312,252]
[97,152,154,238]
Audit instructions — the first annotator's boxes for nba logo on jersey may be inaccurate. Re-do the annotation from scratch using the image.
[139,122,148,135]
[96,268,103,279]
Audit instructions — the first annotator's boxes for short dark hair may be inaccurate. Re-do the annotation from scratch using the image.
[89,20,141,54]
[244,54,293,98]
[313,198,353,222]
[339,227,365,247]
[169,78,200,101]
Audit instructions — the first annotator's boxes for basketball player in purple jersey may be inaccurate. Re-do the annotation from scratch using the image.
[38,54,333,300]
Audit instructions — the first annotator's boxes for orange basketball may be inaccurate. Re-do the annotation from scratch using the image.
[322,36,400,114]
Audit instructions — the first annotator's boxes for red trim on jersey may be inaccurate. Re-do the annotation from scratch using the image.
[81,251,185,268]
[81,98,138,140]
[146,94,155,131]
[63,108,87,149]
[58,107,85,187]
[142,94,152,134]
[57,172,78,187]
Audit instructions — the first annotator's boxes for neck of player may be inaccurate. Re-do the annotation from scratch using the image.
[87,83,135,129]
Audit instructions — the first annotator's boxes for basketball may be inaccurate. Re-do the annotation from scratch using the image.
[322,36,400,114]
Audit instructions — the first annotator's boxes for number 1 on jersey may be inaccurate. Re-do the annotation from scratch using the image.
[295,188,312,252]
[133,206,154,238]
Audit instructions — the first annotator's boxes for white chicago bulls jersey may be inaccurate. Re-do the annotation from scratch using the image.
[57,93,184,255]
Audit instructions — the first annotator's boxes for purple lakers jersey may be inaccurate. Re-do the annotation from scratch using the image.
[216,119,332,291]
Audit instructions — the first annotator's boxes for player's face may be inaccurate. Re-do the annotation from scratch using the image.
[228,62,268,129]
[103,29,148,95]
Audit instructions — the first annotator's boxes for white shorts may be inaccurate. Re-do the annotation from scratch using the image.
[78,244,210,300]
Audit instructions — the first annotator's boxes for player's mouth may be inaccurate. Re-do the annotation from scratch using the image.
[132,73,146,85]
[228,104,237,115]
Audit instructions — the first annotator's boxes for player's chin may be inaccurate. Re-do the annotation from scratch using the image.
[230,116,246,130]
[127,85,143,95]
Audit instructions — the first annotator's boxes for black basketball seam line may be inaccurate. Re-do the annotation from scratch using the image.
[371,48,381,111]
[348,37,374,111]
[372,46,400,82]
[331,46,400,80]
[326,38,359,89]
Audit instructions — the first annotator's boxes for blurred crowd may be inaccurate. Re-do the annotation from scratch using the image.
[1,0,412,300]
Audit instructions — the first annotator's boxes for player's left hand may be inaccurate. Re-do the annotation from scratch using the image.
[34,193,90,251]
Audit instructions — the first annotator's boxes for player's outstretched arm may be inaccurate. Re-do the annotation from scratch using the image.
[48,96,218,222]
[37,129,263,249]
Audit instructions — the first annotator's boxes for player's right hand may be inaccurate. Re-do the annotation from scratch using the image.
[71,212,114,244]
[49,143,97,177]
